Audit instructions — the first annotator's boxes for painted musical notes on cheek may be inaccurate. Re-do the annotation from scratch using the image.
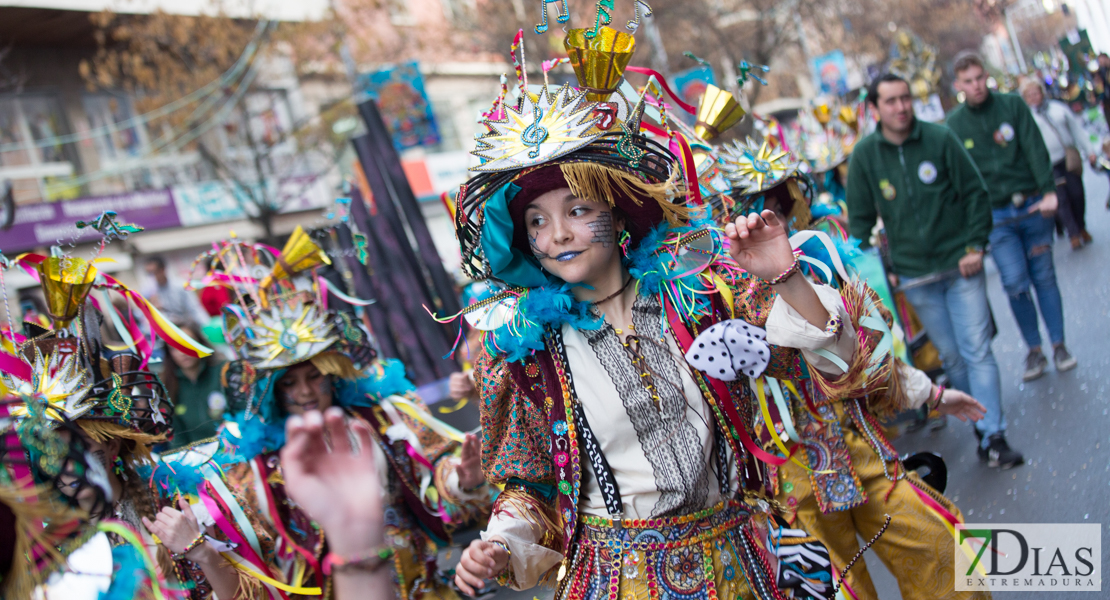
[530,234,551,260]
[587,211,614,247]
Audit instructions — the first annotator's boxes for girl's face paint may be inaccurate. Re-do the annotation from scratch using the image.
[523,187,623,286]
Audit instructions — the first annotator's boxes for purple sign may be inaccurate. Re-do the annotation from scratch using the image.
[0,189,181,253]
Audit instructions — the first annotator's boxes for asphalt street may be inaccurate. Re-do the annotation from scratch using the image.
[443,166,1110,599]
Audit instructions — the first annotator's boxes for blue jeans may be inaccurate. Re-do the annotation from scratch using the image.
[903,273,1005,446]
[989,197,1066,349]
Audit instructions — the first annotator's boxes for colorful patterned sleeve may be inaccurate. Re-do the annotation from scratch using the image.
[474,352,555,486]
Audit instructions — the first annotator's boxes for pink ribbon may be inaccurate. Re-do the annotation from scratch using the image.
[626,66,698,115]
[198,480,291,600]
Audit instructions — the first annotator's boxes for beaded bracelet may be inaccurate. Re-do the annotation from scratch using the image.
[929,385,946,411]
[169,531,206,560]
[322,545,395,575]
[824,313,843,336]
[766,255,800,285]
[489,540,513,580]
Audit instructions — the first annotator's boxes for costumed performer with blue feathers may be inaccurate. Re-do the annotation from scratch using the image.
[154,230,494,600]
[446,23,915,600]
[0,246,244,600]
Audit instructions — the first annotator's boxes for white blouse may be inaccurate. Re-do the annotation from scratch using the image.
[482,283,925,589]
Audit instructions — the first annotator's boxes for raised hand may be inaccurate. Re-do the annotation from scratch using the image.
[455,539,510,596]
[142,498,203,558]
[280,408,384,555]
[456,433,485,491]
[725,210,796,281]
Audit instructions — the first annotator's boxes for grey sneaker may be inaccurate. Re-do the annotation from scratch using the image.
[1053,345,1078,372]
[1022,350,1048,382]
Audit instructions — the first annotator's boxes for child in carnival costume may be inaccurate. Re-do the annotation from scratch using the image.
[447,24,908,600]
[198,228,491,599]
[720,139,991,600]
[0,246,243,600]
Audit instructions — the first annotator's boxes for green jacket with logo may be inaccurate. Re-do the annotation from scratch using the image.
[945,91,1055,208]
[846,119,992,278]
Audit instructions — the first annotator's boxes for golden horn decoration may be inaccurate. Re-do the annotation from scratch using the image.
[37,257,98,329]
[694,84,746,141]
[813,104,832,125]
[565,26,636,103]
[259,225,332,291]
[838,105,858,131]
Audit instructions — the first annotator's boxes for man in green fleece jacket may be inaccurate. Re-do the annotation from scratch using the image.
[848,73,1023,469]
[947,51,1077,384]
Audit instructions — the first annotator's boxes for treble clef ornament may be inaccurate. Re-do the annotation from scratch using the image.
[626,0,652,32]
[534,0,570,34]
[584,0,614,38]
[521,105,549,159]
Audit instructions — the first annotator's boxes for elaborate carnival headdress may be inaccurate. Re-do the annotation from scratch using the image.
[0,216,214,442]
[441,22,766,359]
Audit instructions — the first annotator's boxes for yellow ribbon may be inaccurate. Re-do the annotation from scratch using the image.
[437,397,469,414]
[753,377,836,474]
[710,271,735,319]
[96,521,167,600]
[388,397,467,443]
[221,552,323,595]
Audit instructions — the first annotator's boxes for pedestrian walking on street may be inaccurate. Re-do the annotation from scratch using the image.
[947,52,1078,384]
[847,72,1024,469]
[1019,78,1096,249]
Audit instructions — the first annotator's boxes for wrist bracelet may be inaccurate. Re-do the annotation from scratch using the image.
[929,385,946,411]
[766,255,801,285]
[824,313,843,336]
[489,540,512,577]
[322,545,395,575]
[169,531,206,560]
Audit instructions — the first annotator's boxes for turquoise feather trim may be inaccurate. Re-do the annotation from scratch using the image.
[483,221,730,363]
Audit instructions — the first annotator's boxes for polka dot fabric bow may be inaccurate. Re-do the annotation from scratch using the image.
[683,319,770,381]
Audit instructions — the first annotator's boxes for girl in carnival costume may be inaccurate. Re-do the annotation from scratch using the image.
[175,229,492,599]
[448,24,901,600]
[719,139,991,600]
[0,246,242,600]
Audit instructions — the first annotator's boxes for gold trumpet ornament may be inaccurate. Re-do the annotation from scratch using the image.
[565,25,636,131]
[37,257,98,330]
[694,85,746,141]
[259,225,331,307]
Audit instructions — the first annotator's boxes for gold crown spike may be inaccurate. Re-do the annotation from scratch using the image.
[813,104,832,125]
[694,85,746,141]
[37,257,98,329]
[472,84,601,173]
[564,26,636,103]
[260,225,331,291]
[838,105,858,131]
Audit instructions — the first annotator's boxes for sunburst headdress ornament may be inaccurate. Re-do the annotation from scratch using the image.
[719,137,812,231]
[209,226,376,380]
[0,344,91,422]
[719,137,801,195]
[455,26,689,290]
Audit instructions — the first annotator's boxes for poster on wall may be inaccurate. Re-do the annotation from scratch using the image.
[355,61,441,151]
[812,50,850,96]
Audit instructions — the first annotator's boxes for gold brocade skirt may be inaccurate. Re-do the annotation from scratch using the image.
[555,500,781,600]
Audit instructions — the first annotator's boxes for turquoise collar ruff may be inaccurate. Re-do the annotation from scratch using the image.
[481,220,728,363]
